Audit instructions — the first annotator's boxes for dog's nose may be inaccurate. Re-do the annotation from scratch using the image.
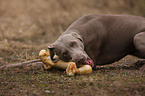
[76,57,85,64]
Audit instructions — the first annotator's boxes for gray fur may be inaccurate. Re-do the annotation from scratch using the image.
[48,14,145,69]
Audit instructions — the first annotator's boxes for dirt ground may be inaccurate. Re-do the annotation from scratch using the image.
[0,0,145,96]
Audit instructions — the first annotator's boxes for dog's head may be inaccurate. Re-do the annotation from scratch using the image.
[48,33,94,67]
[48,33,93,67]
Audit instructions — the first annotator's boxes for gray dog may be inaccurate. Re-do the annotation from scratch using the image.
[48,14,145,69]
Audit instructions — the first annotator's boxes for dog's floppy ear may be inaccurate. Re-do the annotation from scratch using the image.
[71,32,83,43]
[48,44,58,63]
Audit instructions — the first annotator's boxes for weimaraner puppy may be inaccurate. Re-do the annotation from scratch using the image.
[48,14,145,69]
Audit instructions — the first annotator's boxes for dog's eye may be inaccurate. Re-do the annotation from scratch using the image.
[69,41,77,47]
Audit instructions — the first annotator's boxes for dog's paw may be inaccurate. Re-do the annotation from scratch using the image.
[66,62,77,76]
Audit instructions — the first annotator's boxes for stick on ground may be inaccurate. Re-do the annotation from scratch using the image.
[0,59,43,71]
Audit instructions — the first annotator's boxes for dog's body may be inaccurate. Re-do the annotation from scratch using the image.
[48,14,145,69]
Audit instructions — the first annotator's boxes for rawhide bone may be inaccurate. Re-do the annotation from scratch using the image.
[39,49,92,76]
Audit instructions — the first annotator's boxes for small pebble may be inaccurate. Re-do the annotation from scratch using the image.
[45,90,51,93]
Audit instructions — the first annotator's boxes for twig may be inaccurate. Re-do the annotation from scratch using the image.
[0,59,43,71]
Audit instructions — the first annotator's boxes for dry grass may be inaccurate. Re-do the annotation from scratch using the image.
[0,0,145,43]
[0,0,145,95]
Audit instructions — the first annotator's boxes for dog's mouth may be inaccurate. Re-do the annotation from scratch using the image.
[83,58,94,67]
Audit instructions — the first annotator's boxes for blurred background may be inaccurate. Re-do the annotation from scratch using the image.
[0,0,145,64]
